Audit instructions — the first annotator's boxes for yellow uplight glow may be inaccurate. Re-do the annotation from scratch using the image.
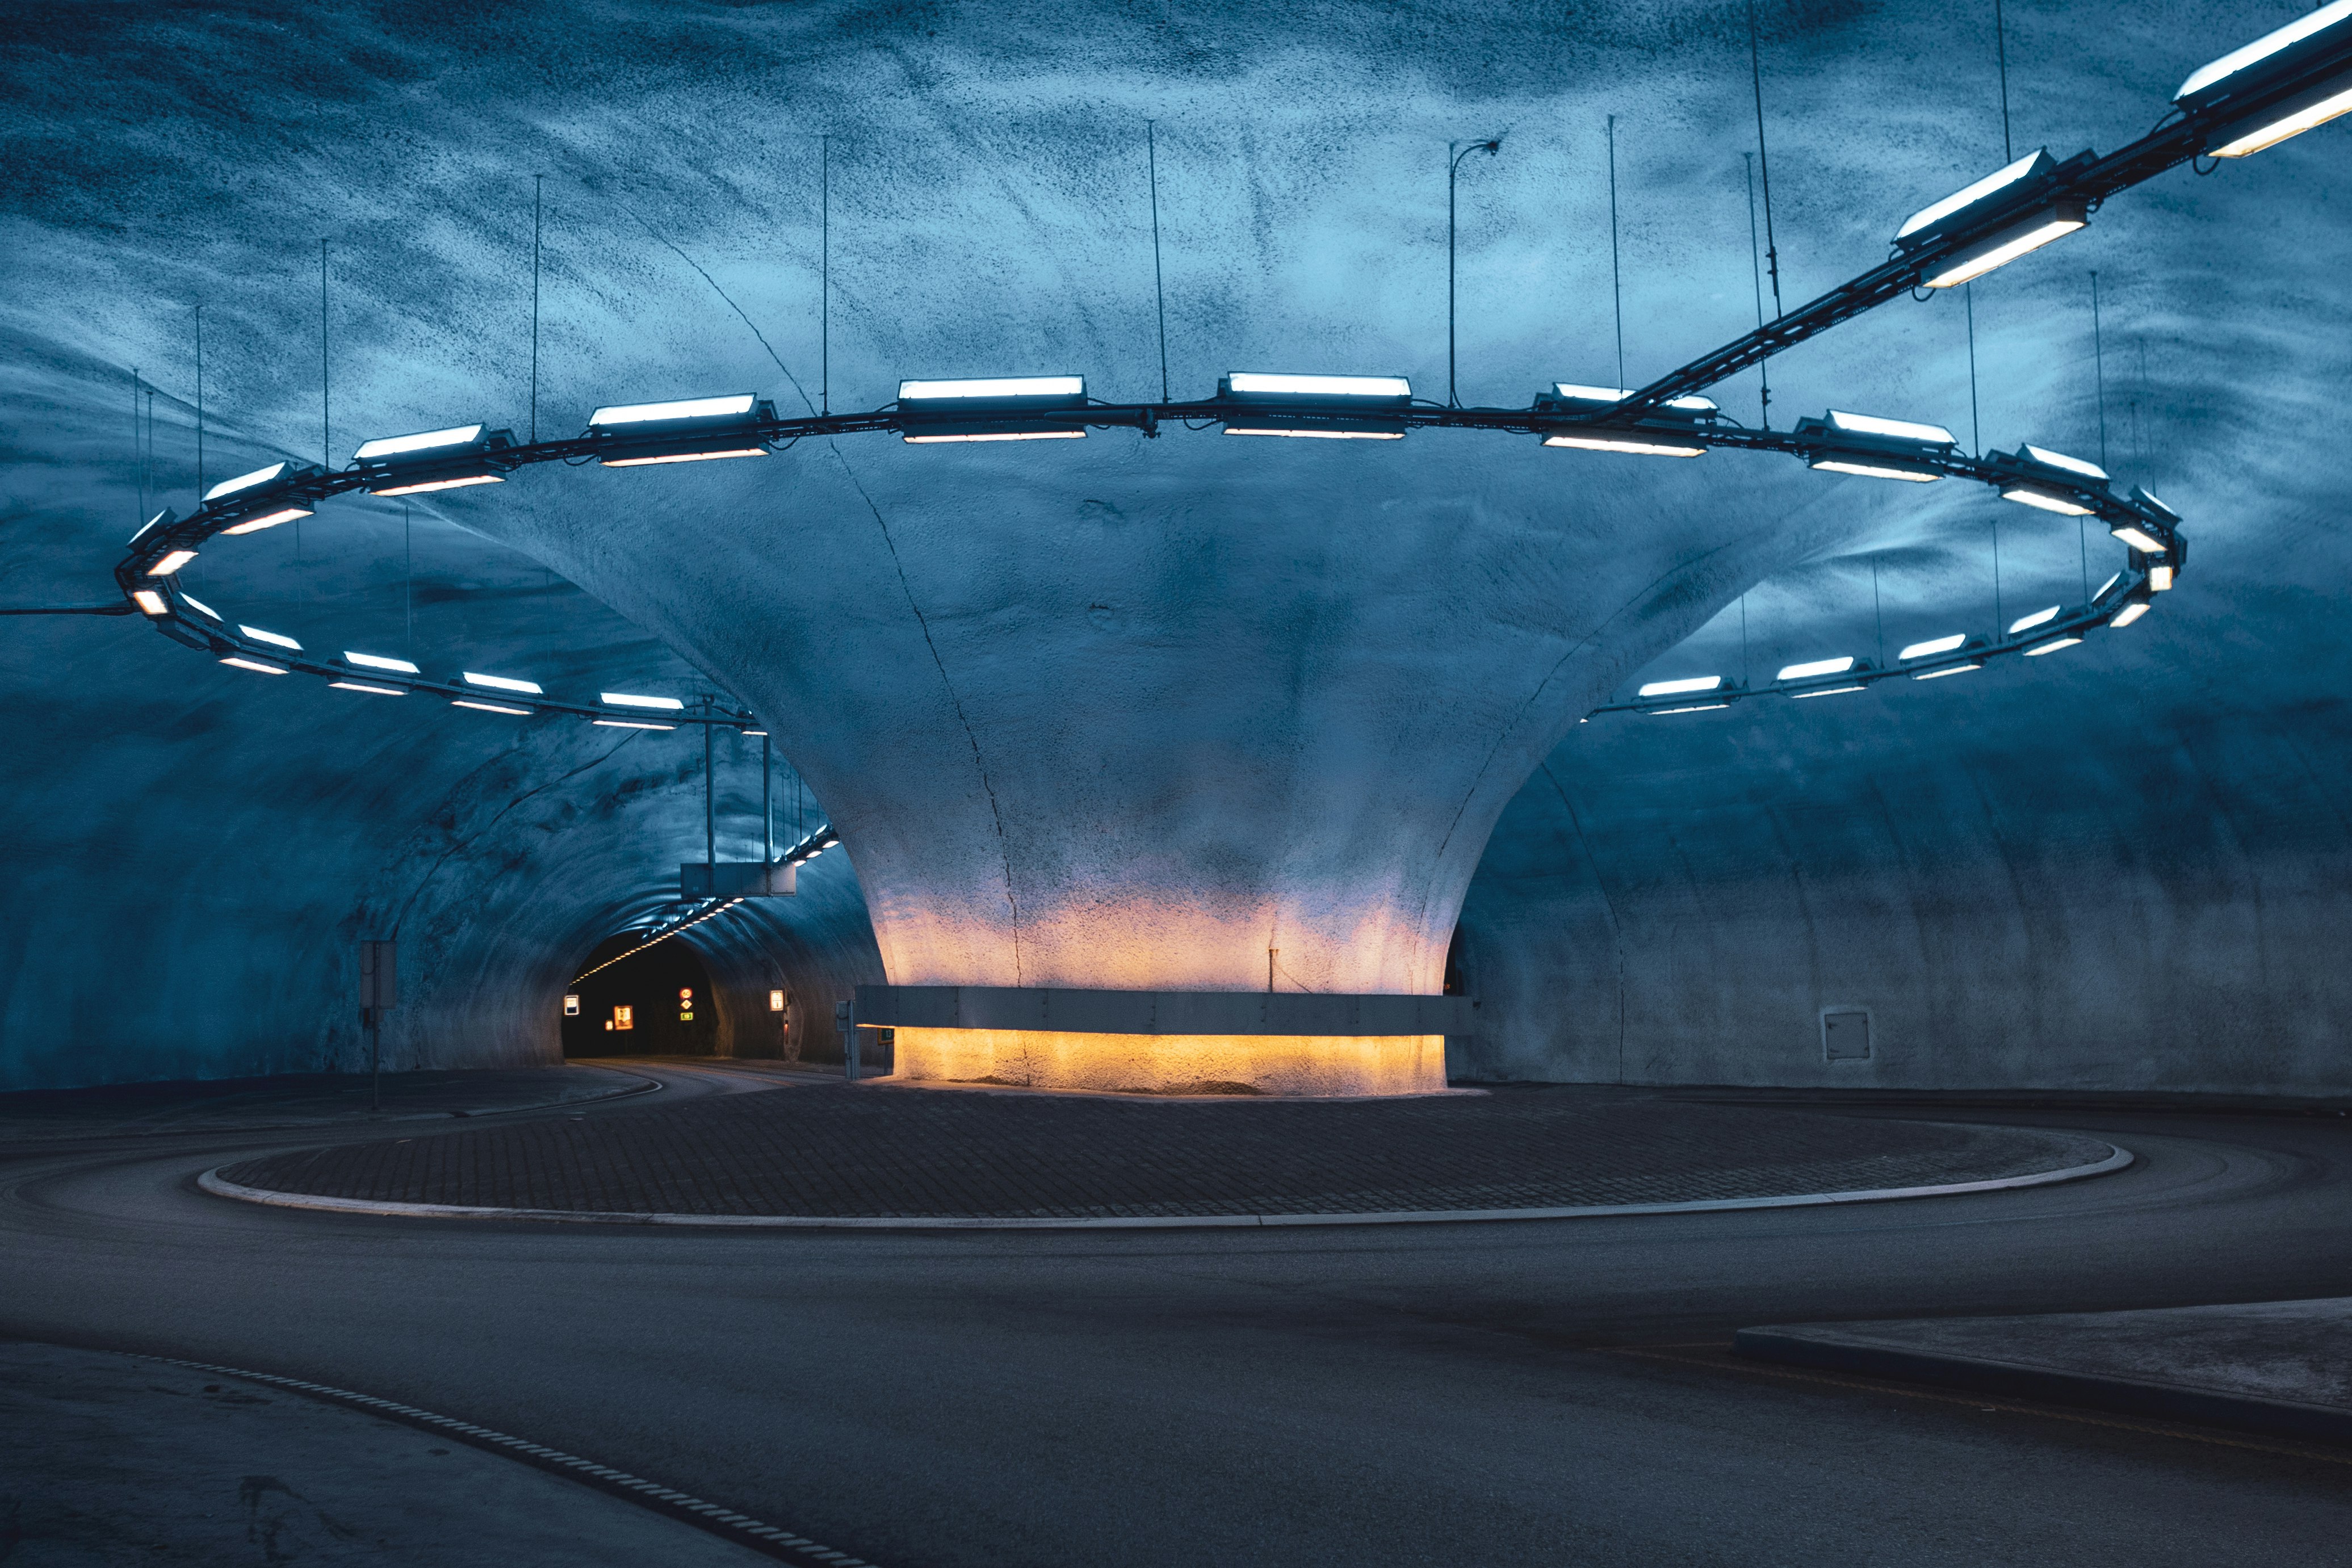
[885,1028,1445,1097]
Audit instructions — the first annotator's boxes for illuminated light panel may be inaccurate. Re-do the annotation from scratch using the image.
[345,651,421,674]
[1648,702,1731,715]
[769,990,785,1012]
[2110,599,2152,628]
[2024,636,2083,656]
[898,376,1085,401]
[903,429,1085,443]
[1913,663,1983,681]
[2096,572,2123,599]
[886,1027,1445,1097]
[2131,485,2179,520]
[1923,211,2086,288]
[601,692,685,710]
[1223,426,1403,440]
[452,699,532,715]
[1811,458,1940,483]
[1543,432,1707,458]
[2111,523,2169,555]
[742,730,768,736]
[2022,444,2108,480]
[148,549,198,576]
[1896,149,2054,240]
[2211,80,2352,156]
[221,656,288,675]
[1638,675,1722,698]
[2149,564,2176,592]
[1790,684,1868,699]
[370,472,505,497]
[1826,410,1956,446]
[1225,372,1411,400]
[2009,605,2062,635]
[131,589,169,615]
[240,624,302,651]
[2003,485,2094,517]
[203,462,289,502]
[329,681,407,696]
[181,593,221,621]
[1900,634,1968,661]
[463,672,543,694]
[128,509,171,545]
[354,425,484,460]
[2176,1,2352,102]
[600,447,767,467]
[589,394,758,426]
[593,719,676,731]
[1777,656,1856,682]
[220,505,313,535]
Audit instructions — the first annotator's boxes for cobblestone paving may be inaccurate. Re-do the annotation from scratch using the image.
[219,1085,2117,1220]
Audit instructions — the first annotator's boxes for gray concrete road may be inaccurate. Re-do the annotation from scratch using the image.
[6,1060,2352,1567]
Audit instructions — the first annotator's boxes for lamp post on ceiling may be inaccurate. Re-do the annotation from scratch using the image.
[1448,137,1502,408]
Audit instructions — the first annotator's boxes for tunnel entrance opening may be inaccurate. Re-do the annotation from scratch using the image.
[561,934,718,1059]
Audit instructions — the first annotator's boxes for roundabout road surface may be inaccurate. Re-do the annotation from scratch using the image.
[6,1060,2352,1567]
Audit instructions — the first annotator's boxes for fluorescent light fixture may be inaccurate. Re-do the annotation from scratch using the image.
[181,593,220,621]
[593,719,676,731]
[204,462,289,502]
[240,624,302,650]
[2130,485,2179,520]
[1647,702,1730,715]
[2095,572,2122,599]
[1777,656,1857,682]
[1224,372,1411,400]
[601,447,766,467]
[1791,684,1868,699]
[1896,149,2056,241]
[2021,444,2107,480]
[1638,676,1724,698]
[2008,605,2061,635]
[1223,426,1404,440]
[148,549,198,576]
[601,693,685,710]
[2111,523,2168,555]
[1825,410,1956,446]
[903,429,1085,444]
[329,681,407,696]
[346,651,421,674]
[2110,599,2152,628]
[371,472,505,497]
[354,425,484,461]
[1913,663,1983,680]
[2023,636,2082,656]
[2213,76,2352,157]
[590,395,759,426]
[1899,634,1968,661]
[2002,485,2094,516]
[1549,384,1718,413]
[1543,432,1707,458]
[741,730,768,737]
[1923,206,2087,288]
[452,699,532,715]
[2177,2,2352,103]
[464,672,543,694]
[131,589,169,615]
[1811,458,1940,483]
[128,508,172,546]
[221,656,288,675]
[899,376,1084,402]
[2149,564,2175,592]
[220,505,313,535]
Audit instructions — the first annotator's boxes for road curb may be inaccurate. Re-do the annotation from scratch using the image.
[198,1143,2132,1230]
[1731,1322,2352,1447]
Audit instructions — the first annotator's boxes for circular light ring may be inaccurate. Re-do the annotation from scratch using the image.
[116,401,2181,730]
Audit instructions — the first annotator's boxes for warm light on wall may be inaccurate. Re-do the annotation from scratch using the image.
[885,1028,1445,1097]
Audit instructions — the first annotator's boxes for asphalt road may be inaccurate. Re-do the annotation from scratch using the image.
[6,1060,2351,1566]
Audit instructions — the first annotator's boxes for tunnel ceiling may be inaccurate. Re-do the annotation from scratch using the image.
[3,1,2345,1088]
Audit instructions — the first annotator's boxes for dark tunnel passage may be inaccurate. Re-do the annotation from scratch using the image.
[560,934,728,1058]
